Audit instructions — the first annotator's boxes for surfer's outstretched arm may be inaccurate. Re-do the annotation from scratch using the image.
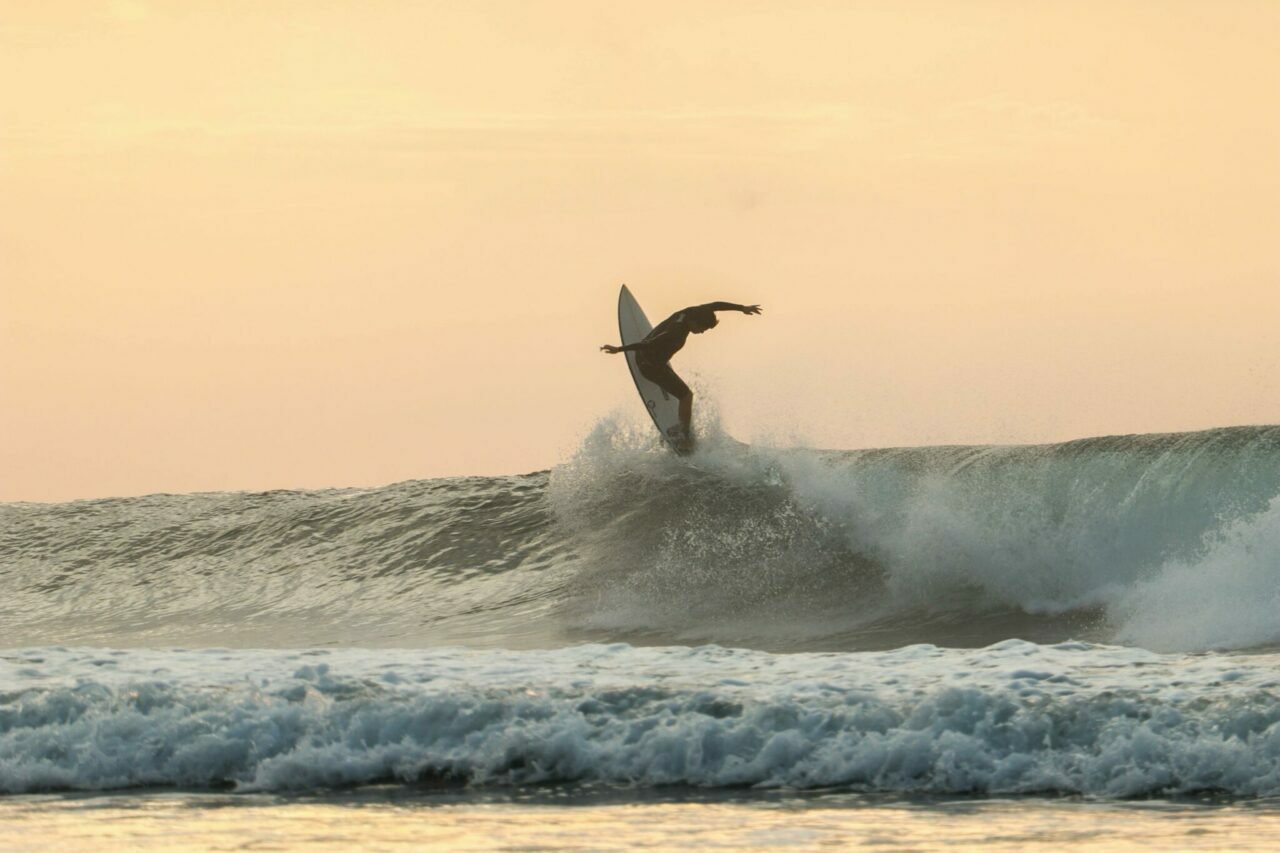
[695,302,763,315]
[600,341,648,354]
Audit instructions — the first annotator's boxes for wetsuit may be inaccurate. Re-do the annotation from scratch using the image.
[616,302,745,400]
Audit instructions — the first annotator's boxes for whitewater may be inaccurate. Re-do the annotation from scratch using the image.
[5,421,1280,804]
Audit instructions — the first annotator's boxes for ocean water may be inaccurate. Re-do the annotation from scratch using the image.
[4,420,1280,848]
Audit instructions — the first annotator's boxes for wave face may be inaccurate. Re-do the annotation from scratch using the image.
[4,643,1280,797]
[3,422,1280,653]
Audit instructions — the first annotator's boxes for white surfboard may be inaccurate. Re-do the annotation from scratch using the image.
[618,285,688,453]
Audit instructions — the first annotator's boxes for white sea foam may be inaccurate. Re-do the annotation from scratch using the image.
[1114,495,1280,651]
[4,643,1280,796]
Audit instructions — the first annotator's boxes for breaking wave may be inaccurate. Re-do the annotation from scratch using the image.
[3,421,1280,653]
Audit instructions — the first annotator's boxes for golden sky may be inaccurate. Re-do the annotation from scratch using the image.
[2,1,1278,501]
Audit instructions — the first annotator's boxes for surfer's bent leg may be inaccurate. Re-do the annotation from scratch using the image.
[637,356,693,433]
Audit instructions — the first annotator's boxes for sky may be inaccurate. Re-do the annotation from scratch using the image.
[2,0,1277,501]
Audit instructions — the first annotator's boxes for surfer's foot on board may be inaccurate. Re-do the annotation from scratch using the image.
[671,425,694,455]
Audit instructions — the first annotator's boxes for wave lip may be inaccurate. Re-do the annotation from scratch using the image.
[4,643,1280,797]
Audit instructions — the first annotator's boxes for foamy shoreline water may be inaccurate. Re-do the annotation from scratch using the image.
[4,641,1280,798]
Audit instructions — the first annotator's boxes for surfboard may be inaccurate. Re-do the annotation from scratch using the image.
[617,285,689,454]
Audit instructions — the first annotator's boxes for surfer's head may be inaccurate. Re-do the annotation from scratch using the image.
[686,309,718,333]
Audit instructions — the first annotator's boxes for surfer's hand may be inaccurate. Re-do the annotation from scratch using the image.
[601,344,622,354]
[742,304,762,315]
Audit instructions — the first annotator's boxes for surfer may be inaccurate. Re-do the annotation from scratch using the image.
[601,301,762,445]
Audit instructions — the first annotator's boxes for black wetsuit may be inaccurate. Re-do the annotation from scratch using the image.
[620,303,743,400]
[636,350,691,401]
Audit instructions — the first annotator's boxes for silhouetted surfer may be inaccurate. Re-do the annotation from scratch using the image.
[601,301,762,449]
